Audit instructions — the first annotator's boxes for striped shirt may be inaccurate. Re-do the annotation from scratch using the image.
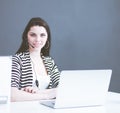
[11,51,60,89]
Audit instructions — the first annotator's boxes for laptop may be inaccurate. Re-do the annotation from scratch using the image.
[40,69,112,109]
[0,56,12,112]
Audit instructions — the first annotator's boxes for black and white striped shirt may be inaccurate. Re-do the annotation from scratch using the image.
[11,51,60,89]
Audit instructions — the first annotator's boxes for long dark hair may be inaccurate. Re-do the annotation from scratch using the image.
[16,17,51,56]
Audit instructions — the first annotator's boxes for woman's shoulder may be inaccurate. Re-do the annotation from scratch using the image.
[42,56,55,63]
[12,51,30,60]
[42,55,53,60]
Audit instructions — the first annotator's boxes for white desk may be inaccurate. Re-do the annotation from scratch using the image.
[1,92,120,113]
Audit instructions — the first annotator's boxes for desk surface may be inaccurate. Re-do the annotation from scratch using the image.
[1,92,120,113]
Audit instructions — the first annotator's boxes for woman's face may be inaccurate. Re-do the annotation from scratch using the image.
[27,26,48,52]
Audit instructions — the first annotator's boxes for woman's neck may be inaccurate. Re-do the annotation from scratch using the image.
[30,51,39,56]
[30,50,42,59]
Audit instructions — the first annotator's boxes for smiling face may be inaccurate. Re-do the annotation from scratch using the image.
[27,26,48,52]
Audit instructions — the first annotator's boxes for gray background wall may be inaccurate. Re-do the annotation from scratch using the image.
[0,0,120,93]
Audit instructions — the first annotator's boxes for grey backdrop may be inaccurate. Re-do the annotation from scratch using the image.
[0,0,120,93]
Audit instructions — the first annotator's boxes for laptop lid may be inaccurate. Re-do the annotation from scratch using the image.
[0,56,11,105]
[53,69,112,108]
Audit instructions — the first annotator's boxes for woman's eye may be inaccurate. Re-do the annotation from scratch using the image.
[41,33,46,37]
[30,33,36,37]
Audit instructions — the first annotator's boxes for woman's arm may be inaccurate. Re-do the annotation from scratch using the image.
[11,87,57,102]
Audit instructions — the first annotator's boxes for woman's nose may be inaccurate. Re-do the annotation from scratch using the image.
[35,36,41,41]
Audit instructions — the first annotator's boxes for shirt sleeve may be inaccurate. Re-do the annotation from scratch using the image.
[48,57,61,88]
[11,55,21,89]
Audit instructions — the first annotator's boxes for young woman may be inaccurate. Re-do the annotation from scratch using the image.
[11,17,60,101]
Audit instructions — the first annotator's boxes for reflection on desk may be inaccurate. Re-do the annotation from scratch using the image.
[0,92,120,113]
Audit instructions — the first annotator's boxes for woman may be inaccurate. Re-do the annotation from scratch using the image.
[11,17,60,101]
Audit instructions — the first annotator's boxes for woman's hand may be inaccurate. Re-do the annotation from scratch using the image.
[21,87,39,94]
[21,87,57,100]
[41,88,57,99]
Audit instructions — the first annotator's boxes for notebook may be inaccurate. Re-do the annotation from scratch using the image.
[40,69,112,109]
[0,56,12,112]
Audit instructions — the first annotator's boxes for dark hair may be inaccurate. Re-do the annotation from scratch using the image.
[16,17,51,56]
